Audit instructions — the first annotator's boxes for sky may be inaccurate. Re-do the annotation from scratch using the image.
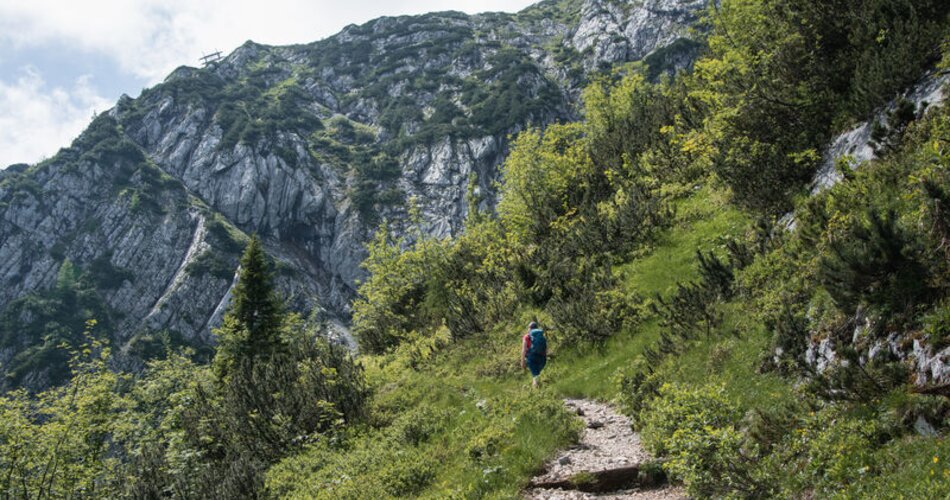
[0,0,537,168]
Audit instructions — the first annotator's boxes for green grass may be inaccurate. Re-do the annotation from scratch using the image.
[648,303,794,412]
[267,321,584,498]
[623,187,746,297]
[547,320,662,399]
[267,185,947,498]
[836,436,950,499]
[267,185,768,497]
[549,186,751,400]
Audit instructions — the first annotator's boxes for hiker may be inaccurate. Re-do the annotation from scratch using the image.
[521,321,547,388]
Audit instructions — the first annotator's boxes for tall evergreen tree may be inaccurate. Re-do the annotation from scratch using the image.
[231,235,282,355]
[213,235,284,379]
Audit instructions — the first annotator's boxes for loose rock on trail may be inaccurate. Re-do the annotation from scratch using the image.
[524,399,686,499]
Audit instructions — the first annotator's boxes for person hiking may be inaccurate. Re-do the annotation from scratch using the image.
[521,322,547,388]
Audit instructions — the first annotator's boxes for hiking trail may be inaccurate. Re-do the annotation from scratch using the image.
[524,399,685,499]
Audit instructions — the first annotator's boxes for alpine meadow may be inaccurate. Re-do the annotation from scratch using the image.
[1,0,950,498]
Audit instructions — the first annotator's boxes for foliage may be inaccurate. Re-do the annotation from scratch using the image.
[870,98,921,156]
[353,204,524,353]
[4,2,950,497]
[837,436,950,498]
[267,350,582,499]
[340,16,950,493]
[73,115,181,215]
[213,235,283,379]
[0,241,367,498]
[643,38,703,81]
[184,249,236,280]
[818,209,935,318]
[0,322,127,498]
[640,383,762,497]
[790,409,888,491]
[544,256,638,342]
[351,219,433,352]
[692,0,950,212]
[0,261,113,390]
[614,357,662,427]
[213,78,323,151]
[149,316,366,497]
[463,48,566,136]
[497,124,582,241]
[466,426,512,462]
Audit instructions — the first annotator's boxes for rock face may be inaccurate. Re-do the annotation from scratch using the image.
[812,69,950,193]
[792,69,950,388]
[0,0,707,389]
[799,307,950,391]
[573,0,704,69]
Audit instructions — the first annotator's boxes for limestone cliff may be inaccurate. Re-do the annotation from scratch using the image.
[0,0,707,389]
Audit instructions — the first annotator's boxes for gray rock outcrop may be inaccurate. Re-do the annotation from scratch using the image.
[0,0,708,388]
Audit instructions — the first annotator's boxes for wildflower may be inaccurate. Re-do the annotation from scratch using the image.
[934,456,940,464]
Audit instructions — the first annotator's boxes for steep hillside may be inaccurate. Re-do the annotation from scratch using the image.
[2,0,950,498]
[0,0,706,389]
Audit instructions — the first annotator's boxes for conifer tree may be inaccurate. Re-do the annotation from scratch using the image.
[231,235,282,354]
[214,235,284,379]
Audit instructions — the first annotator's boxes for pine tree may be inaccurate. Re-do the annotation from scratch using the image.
[214,235,284,379]
[231,235,282,355]
[818,209,935,318]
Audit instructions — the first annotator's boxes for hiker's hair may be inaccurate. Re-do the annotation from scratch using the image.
[528,321,537,329]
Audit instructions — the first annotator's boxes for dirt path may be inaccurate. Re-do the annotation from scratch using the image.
[524,399,686,500]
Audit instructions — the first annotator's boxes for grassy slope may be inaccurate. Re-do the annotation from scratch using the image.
[269,185,948,497]
[268,186,761,497]
[548,187,760,400]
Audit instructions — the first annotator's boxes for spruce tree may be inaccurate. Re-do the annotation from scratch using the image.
[215,234,284,376]
[232,235,282,355]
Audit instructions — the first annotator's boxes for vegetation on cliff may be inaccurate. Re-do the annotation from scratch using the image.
[2,0,950,498]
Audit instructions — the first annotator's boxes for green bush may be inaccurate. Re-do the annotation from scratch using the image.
[391,406,448,446]
[694,0,950,213]
[184,250,236,280]
[804,415,882,489]
[466,426,511,462]
[0,330,128,498]
[0,262,114,390]
[614,357,662,428]
[379,448,437,497]
[921,299,950,350]
[838,436,950,498]
[774,408,889,494]
[640,383,762,497]
[545,258,639,344]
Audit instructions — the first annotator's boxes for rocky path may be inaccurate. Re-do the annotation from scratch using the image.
[524,399,686,499]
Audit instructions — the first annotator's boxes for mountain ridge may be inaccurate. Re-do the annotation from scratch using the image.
[0,0,707,390]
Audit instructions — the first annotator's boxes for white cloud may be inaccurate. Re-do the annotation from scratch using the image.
[0,0,537,84]
[0,0,537,166]
[0,67,111,167]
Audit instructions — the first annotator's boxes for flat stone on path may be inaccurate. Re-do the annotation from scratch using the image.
[524,399,686,500]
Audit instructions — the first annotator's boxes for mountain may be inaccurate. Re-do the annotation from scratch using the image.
[0,0,707,389]
[2,0,949,496]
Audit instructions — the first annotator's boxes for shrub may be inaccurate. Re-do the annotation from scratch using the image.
[379,448,437,497]
[792,409,888,492]
[818,209,936,319]
[391,406,448,446]
[921,299,950,350]
[545,258,639,343]
[640,383,763,497]
[837,436,950,498]
[614,357,662,428]
[184,250,236,280]
[467,426,511,462]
